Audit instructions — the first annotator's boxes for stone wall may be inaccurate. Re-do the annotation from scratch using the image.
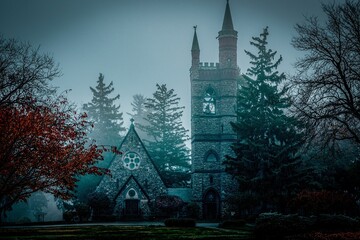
[96,126,167,219]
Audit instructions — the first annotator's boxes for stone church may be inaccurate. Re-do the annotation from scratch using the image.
[96,0,239,220]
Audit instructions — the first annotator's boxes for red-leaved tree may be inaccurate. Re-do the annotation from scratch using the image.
[0,97,109,221]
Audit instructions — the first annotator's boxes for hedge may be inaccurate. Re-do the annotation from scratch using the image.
[164,218,196,227]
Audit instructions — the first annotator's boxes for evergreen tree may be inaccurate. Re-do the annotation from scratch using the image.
[224,27,312,213]
[140,84,190,186]
[76,73,125,202]
[130,94,147,119]
[128,94,148,140]
[83,73,125,146]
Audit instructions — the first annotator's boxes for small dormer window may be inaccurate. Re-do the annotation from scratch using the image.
[203,87,216,114]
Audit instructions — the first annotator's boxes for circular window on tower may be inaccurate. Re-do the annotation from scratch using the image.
[122,152,141,170]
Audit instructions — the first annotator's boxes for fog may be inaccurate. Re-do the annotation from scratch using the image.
[0,0,345,133]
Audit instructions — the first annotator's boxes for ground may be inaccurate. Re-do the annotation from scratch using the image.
[0,223,254,240]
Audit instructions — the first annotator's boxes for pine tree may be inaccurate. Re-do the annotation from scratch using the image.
[224,27,311,213]
[130,94,147,118]
[83,73,125,147]
[128,94,148,140]
[76,73,125,202]
[140,84,190,186]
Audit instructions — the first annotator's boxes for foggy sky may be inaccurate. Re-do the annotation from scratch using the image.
[0,0,345,134]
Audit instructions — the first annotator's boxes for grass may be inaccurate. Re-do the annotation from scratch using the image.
[0,225,255,240]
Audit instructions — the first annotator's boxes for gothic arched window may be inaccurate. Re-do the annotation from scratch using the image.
[203,87,216,114]
[205,150,218,162]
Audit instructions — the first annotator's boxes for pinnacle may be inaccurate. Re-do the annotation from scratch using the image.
[221,0,234,31]
[191,26,200,51]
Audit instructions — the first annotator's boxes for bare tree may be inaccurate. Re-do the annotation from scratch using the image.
[0,36,60,107]
[291,0,360,147]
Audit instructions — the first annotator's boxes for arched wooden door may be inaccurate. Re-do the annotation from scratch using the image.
[125,199,140,216]
[203,189,220,219]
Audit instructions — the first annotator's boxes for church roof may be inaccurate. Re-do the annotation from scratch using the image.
[167,188,192,202]
[114,175,150,201]
[222,0,234,31]
[107,119,167,187]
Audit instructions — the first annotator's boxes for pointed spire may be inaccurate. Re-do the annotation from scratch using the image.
[191,26,200,79]
[222,0,234,31]
[218,0,237,69]
[191,25,200,52]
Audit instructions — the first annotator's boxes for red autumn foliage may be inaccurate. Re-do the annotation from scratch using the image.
[0,99,110,218]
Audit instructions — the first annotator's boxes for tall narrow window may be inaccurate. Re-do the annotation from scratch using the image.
[203,87,216,114]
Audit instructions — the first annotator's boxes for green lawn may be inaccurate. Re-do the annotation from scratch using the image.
[0,225,255,240]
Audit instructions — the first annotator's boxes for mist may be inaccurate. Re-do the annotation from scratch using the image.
[0,0,343,133]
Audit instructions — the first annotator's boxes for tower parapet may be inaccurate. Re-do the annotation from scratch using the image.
[199,62,219,69]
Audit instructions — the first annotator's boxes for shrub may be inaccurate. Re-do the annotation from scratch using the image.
[88,192,114,217]
[314,214,359,232]
[219,219,246,229]
[184,202,200,219]
[255,212,311,238]
[309,232,360,240]
[156,195,185,218]
[164,218,196,227]
[74,202,90,222]
[16,217,31,224]
[291,190,359,216]
[255,213,360,239]
[92,215,116,222]
[156,195,184,210]
[63,211,76,223]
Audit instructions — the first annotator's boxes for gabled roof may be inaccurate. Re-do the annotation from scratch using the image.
[113,175,150,201]
[106,120,167,187]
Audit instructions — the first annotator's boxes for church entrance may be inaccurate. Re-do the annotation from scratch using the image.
[203,189,220,219]
[124,199,140,217]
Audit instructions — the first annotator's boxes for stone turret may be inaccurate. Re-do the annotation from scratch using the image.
[218,0,238,69]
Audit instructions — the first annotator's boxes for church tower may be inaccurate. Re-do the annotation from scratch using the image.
[190,0,239,219]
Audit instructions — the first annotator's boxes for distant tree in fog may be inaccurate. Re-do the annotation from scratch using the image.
[83,73,125,146]
[128,94,149,140]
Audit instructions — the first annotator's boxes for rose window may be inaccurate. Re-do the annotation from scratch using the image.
[122,152,141,170]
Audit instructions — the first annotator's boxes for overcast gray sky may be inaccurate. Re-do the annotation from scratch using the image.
[0,0,345,133]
